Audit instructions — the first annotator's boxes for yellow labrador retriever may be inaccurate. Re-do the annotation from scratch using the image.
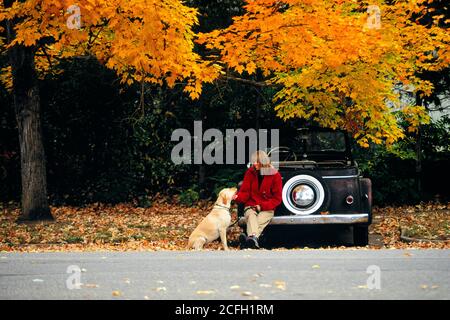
[188,187,237,250]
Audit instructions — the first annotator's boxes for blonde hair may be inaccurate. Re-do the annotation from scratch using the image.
[251,150,271,168]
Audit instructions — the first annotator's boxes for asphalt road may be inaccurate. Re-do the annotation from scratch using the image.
[0,250,448,300]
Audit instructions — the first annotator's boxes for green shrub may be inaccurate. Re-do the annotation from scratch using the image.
[179,188,200,206]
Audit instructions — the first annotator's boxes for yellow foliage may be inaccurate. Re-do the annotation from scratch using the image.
[198,0,449,146]
[0,0,219,98]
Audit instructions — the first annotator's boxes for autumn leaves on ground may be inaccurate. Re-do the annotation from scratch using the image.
[1,200,448,252]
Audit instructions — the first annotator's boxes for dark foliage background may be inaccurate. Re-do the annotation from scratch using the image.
[1,0,449,207]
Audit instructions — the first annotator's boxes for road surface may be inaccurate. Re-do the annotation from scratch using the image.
[0,250,448,299]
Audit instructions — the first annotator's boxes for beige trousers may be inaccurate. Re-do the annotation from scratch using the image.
[244,207,274,238]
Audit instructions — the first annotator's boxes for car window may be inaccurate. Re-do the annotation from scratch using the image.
[294,131,346,153]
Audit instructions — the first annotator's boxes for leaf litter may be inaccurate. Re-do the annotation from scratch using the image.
[0,201,448,252]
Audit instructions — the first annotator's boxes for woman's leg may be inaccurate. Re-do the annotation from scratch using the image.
[244,207,259,236]
[256,210,274,237]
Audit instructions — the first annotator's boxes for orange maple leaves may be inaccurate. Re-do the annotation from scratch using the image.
[0,0,219,99]
[198,0,450,146]
[1,0,449,145]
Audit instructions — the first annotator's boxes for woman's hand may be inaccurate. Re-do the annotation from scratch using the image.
[232,193,238,201]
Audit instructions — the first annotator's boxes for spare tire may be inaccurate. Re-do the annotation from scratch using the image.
[282,171,330,215]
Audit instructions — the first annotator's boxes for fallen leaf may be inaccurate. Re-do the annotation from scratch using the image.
[32,279,44,282]
[273,280,286,290]
[312,264,320,269]
[403,252,413,257]
[112,290,121,296]
[229,285,240,290]
[241,291,252,296]
[83,283,99,288]
[155,287,166,292]
[357,285,368,289]
[196,290,214,295]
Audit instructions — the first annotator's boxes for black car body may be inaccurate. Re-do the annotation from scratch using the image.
[238,128,372,246]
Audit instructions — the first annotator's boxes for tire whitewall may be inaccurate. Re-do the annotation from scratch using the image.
[282,174,326,215]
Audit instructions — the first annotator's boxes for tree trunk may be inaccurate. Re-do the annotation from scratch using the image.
[5,5,52,221]
[415,95,423,199]
[415,126,422,198]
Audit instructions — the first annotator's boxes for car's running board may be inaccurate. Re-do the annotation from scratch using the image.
[238,213,369,226]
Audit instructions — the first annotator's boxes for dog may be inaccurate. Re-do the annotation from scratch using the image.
[188,187,237,250]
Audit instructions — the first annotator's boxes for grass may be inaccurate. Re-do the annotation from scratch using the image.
[402,218,449,241]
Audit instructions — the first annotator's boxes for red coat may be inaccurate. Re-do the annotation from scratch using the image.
[235,166,283,211]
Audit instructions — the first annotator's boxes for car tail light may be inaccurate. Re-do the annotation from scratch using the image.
[346,195,354,205]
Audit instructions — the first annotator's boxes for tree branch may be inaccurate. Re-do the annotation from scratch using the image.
[220,75,273,87]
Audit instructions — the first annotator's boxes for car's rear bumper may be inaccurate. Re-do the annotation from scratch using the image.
[238,213,369,226]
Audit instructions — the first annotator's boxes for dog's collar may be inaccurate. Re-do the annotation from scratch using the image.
[213,203,231,212]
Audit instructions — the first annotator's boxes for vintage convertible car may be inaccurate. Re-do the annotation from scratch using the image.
[238,127,372,246]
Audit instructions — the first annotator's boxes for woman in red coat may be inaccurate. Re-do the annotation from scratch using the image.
[233,150,283,249]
